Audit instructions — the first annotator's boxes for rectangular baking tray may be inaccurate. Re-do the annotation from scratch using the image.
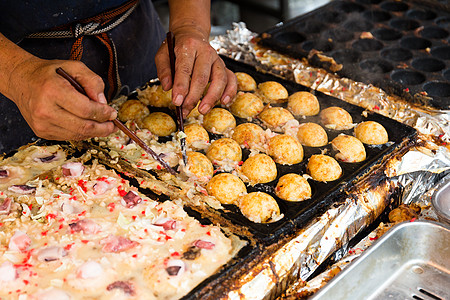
[311,220,450,300]
[258,0,450,110]
[212,57,417,243]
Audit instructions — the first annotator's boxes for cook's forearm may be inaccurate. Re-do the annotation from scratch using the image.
[0,33,36,100]
[168,0,211,39]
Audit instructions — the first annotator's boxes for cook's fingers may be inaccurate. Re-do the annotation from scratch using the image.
[55,78,117,122]
[184,52,216,115]
[155,41,173,91]
[220,68,238,105]
[197,59,227,115]
[171,45,196,107]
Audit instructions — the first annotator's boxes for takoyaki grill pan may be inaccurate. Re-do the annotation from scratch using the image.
[258,0,450,109]
[184,57,417,244]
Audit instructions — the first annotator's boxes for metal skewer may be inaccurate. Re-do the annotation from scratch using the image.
[56,67,177,175]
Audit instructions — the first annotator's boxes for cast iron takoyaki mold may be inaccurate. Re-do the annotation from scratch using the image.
[259,0,450,110]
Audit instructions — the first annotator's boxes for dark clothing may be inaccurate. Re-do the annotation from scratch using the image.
[0,0,165,154]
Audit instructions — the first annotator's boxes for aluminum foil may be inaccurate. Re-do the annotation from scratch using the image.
[211,23,450,143]
[211,23,450,299]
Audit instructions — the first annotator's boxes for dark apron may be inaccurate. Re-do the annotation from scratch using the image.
[0,0,165,154]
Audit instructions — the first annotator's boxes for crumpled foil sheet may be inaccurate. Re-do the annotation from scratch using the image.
[211,22,450,143]
[211,23,450,299]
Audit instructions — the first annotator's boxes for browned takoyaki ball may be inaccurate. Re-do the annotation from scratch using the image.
[186,151,214,180]
[118,99,149,122]
[241,154,277,184]
[206,138,242,163]
[229,92,264,119]
[287,91,320,116]
[184,123,210,150]
[203,108,236,134]
[307,154,342,182]
[331,134,366,163]
[206,173,247,205]
[138,85,172,108]
[275,173,311,202]
[235,72,257,92]
[239,192,281,223]
[257,81,289,103]
[354,121,389,145]
[319,107,353,130]
[296,122,328,147]
[258,107,295,129]
[232,123,265,149]
[267,134,303,165]
[141,112,176,137]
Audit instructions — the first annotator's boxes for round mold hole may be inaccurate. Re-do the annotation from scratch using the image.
[391,69,426,85]
[400,36,432,50]
[334,1,365,13]
[326,28,354,42]
[315,11,346,24]
[381,47,413,61]
[352,39,384,51]
[273,31,306,44]
[389,18,420,31]
[406,9,437,20]
[411,57,445,72]
[343,19,373,32]
[431,46,450,60]
[420,26,449,39]
[302,40,333,52]
[444,69,450,81]
[360,58,394,73]
[356,0,382,4]
[332,49,361,64]
[380,1,409,12]
[436,16,450,29]
[362,10,391,22]
[297,20,325,34]
[423,81,450,97]
[372,28,402,41]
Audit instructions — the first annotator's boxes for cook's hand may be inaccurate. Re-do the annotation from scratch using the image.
[155,27,237,117]
[8,57,117,141]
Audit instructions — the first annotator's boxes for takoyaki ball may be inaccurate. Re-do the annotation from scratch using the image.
[232,123,265,149]
[186,151,214,180]
[257,81,289,103]
[307,154,342,182]
[275,174,311,202]
[236,72,257,92]
[239,192,281,223]
[206,138,242,163]
[203,108,236,134]
[141,112,176,137]
[186,102,201,119]
[118,99,149,122]
[296,123,328,147]
[229,92,264,119]
[138,85,172,108]
[241,154,277,184]
[258,107,295,129]
[331,135,366,163]
[287,91,320,116]
[319,107,353,130]
[206,173,247,205]
[268,134,303,165]
[354,121,389,145]
[184,123,210,150]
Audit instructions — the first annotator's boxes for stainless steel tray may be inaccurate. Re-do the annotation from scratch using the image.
[312,221,450,300]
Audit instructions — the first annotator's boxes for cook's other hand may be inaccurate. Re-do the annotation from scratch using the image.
[155,0,237,118]
[0,33,117,141]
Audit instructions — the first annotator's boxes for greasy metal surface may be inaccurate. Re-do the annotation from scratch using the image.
[259,0,450,110]
[432,177,450,225]
[218,57,416,243]
[312,221,450,300]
